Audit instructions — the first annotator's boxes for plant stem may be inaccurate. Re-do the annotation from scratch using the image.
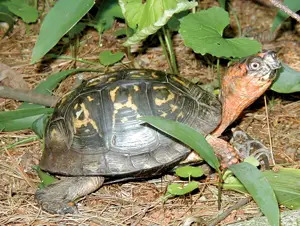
[163,27,178,74]
[216,58,221,87]
[158,31,173,73]
[230,4,242,37]
[269,0,300,23]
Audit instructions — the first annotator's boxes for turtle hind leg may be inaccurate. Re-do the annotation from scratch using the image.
[35,176,104,214]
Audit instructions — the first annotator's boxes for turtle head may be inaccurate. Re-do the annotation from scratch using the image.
[212,50,281,137]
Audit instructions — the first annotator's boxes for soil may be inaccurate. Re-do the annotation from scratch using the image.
[0,0,299,225]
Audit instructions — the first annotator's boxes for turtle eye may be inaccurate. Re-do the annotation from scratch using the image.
[249,61,261,70]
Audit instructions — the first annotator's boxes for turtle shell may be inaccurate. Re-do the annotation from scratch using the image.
[40,69,221,178]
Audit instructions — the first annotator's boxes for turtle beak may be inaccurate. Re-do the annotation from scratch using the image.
[212,51,281,137]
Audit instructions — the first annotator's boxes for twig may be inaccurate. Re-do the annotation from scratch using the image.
[0,86,58,107]
[207,197,252,226]
[264,95,275,165]
[268,0,300,23]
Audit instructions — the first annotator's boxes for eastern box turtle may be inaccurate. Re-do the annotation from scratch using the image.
[36,51,281,214]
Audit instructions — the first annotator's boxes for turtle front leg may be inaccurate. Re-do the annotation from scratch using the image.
[35,176,104,214]
[206,135,241,168]
[230,130,272,169]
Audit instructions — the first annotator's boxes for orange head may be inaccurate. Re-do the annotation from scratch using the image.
[212,51,281,137]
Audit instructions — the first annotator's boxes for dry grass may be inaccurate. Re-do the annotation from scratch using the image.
[0,0,299,225]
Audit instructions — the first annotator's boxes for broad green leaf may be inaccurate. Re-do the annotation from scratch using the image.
[99,50,124,66]
[32,114,50,138]
[224,168,300,210]
[175,166,204,178]
[263,168,300,210]
[33,165,57,188]
[179,7,262,58]
[167,10,189,31]
[272,0,300,31]
[141,116,220,171]
[0,108,53,122]
[218,0,226,9]
[31,0,95,63]
[3,0,38,23]
[167,181,199,195]
[229,163,279,226]
[92,0,123,34]
[0,123,5,132]
[244,156,260,167]
[271,63,300,93]
[119,0,197,46]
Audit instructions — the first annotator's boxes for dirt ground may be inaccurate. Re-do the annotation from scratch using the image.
[0,0,299,225]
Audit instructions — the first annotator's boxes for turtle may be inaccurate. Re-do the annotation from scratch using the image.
[35,50,281,214]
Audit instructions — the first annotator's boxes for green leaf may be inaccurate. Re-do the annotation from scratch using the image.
[272,0,300,31]
[31,0,95,63]
[99,50,124,66]
[3,0,38,23]
[224,168,300,210]
[175,166,204,178]
[263,168,300,210]
[32,165,57,188]
[167,181,199,195]
[92,0,123,34]
[271,63,300,93]
[229,163,279,226]
[119,0,197,46]
[0,108,53,122]
[244,156,260,167]
[167,10,189,31]
[179,7,262,58]
[141,116,220,172]
[32,114,49,138]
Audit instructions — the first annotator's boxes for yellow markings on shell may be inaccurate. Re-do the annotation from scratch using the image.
[155,92,175,106]
[173,76,188,87]
[153,85,166,90]
[113,95,138,125]
[133,85,139,91]
[87,78,101,87]
[74,103,79,109]
[131,72,144,78]
[159,111,167,117]
[177,111,184,119]
[73,103,99,132]
[110,86,120,102]
[121,117,128,123]
[108,77,116,82]
[87,96,94,102]
[151,72,159,79]
[170,104,178,113]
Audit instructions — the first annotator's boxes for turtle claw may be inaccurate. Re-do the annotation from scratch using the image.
[231,130,272,169]
[35,187,78,214]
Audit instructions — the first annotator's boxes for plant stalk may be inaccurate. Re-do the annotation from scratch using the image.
[162,26,178,74]
[158,31,173,73]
